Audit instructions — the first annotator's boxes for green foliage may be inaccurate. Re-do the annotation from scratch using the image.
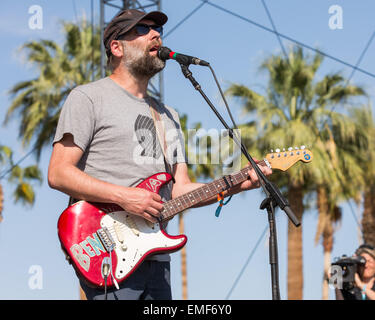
[179,114,216,182]
[0,146,42,209]
[5,19,102,159]
[227,45,366,198]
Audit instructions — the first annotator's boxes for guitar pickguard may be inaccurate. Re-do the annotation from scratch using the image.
[100,210,186,281]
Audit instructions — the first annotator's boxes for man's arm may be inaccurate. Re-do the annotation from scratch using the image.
[171,161,272,208]
[48,133,163,223]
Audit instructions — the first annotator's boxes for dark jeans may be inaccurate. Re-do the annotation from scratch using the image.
[80,261,172,300]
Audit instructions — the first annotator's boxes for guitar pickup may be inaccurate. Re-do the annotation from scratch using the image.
[97,227,116,252]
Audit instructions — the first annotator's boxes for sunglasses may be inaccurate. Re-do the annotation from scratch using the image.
[134,23,163,36]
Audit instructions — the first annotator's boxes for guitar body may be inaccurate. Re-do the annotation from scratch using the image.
[57,172,187,288]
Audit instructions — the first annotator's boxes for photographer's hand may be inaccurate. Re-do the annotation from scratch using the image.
[354,273,364,289]
[355,273,375,300]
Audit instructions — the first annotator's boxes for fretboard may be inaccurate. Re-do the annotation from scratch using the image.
[161,160,266,221]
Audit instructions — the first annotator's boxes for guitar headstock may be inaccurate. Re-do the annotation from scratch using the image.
[265,146,313,171]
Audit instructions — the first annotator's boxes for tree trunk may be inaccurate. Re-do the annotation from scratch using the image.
[316,186,342,300]
[179,213,188,300]
[362,185,375,247]
[316,186,332,300]
[287,182,304,300]
[321,217,334,301]
[322,248,331,300]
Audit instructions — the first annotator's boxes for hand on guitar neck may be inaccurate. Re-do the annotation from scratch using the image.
[170,147,312,210]
[225,158,272,197]
[169,158,272,210]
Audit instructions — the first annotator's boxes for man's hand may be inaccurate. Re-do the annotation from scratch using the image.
[117,187,163,223]
[229,159,272,196]
[241,159,272,190]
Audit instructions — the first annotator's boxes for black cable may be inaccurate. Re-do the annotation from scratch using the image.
[0,148,36,180]
[163,0,208,39]
[225,225,268,299]
[208,65,239,132]
[104,275,108,300]
[202,1,368,238]
[347,30,375,82]
[101,257,111,300]
[260,0,289,64]
[72,0,78,23]
[207,64,268,191]
[201,0,375,80]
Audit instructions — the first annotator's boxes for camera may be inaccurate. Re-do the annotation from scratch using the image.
[331,255,366,291]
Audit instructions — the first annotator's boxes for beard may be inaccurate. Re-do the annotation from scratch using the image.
[121,41,165,79]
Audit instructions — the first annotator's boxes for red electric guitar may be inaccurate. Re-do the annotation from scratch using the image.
[57,147,312,288]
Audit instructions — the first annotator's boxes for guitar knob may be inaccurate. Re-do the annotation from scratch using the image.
[121,244,128,251]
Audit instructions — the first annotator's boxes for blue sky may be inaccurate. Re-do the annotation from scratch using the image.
[0,0,374,300]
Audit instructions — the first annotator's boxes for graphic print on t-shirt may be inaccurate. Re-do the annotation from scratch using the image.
[134,114,162,159]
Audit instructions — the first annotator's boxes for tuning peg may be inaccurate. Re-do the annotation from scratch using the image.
[275,148,280,153]
[288,147,293,151]
[301,145,306,150]
[295,146,298,150]
[270,149,274,153]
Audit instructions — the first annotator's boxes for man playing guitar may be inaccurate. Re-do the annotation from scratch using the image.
[48,9,272,300]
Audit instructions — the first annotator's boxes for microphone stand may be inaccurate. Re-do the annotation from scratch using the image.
[178,63,300,300]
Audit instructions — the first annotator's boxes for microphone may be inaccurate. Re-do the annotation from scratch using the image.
[157,46,210,66]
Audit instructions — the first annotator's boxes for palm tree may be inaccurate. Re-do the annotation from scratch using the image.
[5,18,101,300]
[350,104,375,247]
[0,145,12,222]
[6,18,219,300]
[178,114,217,299]
[0,145,42,222]
[312,75,367,299]
[7,164,43,206]
[5,19,101,159]
[226,46,366,299]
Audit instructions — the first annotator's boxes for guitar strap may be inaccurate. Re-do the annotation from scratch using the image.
[68,97,175,207]
[148,96,175,184]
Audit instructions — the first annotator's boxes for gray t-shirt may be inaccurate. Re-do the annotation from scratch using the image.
[53,77,186,261]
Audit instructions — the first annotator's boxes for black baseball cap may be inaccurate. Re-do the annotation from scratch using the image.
[103,9,168,57]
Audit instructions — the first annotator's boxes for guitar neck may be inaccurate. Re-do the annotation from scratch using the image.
[159,146,313,222]
[160,160,266,221]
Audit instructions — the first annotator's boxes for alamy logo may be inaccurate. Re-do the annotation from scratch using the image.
[28,265,43,290]
[328,5,343,30]
[28,5,43,30]
[328,265,344,290]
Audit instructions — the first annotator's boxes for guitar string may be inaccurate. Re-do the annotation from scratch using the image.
[161,164,257,220]
[100,154,306,224]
